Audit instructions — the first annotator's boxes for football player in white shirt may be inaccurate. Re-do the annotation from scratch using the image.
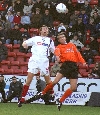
[18,25,55,107]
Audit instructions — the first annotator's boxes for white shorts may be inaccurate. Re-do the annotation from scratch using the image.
[28,56,49,76]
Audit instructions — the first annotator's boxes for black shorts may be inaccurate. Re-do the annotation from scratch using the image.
[59,61,78,79]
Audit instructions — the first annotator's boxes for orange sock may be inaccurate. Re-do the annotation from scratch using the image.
[60,88,73,103]
[42,82,53,95]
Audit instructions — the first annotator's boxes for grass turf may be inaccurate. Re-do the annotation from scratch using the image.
[0,103,100,115]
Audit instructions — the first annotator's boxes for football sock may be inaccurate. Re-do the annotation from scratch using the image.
[42,82,54,95]
[60,88,73,103]
[20,85,29,102]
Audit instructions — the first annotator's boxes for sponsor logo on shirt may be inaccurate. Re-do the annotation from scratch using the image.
[37,42,49,46]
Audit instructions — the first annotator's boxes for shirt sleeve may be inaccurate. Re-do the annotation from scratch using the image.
[73,44,86,63]
[25,37,35,46]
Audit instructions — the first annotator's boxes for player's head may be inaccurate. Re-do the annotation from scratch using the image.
[39,25,49,36]
[12,76,17,83]
[57,32,67,44]
[0,75,4,81]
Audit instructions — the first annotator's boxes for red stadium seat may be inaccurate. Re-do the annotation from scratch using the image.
[78,64,88,70]
[79,68,87,73]
[29,28,39,37]
[19,62,28,71]
[7,52,16,61]
[53,21,60,27]
[23,70,28,75]
[88,64,95,69]
[81,72,89,77]
[10,61,19,69]
[94,56,100,63]
[16,52,26,62]
[1,60,10,69]
[90,0,98,8]
[19,62,28,75]
[13,69,23,75]
[79,68,87,76]
[90,0,98,5]
[12,44,20,53]
[0,68,4,74]
[4,69,14,75]
[4,44,13,52]
[25,53,32,62]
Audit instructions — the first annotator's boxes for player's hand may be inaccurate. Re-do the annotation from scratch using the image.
[22,42,28,49]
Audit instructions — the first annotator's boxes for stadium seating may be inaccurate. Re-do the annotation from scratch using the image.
[81,72,89,77]
[13,69,23,75]
[90,0,98,8]
[89,0,98,5]
[29,28,39,37]
[0,68,4,74]
[53,21,60,28]
[79,68,88,76]
[78,63,88,70]
[78,63,89,77]
[10,61,20,69]
[19,62,28,71]
[12,44,20,53]
[4,69,14,75]
[4,44,13,52]
[88,64,95,69]
[94,56,100,63]
[1,60,10,69]
[88,64,95,73]
[16,52,26,62]
[7,52,16,61]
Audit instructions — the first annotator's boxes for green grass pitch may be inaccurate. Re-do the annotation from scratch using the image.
[0,103,100,115]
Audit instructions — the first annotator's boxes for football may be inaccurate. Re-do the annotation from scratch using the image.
[56,3,67,13]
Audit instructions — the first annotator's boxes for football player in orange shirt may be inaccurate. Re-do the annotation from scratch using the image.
[39,32,87,111]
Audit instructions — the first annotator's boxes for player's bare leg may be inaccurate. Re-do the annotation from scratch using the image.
[44,75,51,84]
[57,79,78,111]
[18,72,34,107]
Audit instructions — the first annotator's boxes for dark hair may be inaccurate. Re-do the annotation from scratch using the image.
[12,76,16,79]
[57,32,70,43]
[39,25,48,31]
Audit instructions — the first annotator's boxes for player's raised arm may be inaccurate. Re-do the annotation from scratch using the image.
[22,37,35,48]
[73,43,86,64]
